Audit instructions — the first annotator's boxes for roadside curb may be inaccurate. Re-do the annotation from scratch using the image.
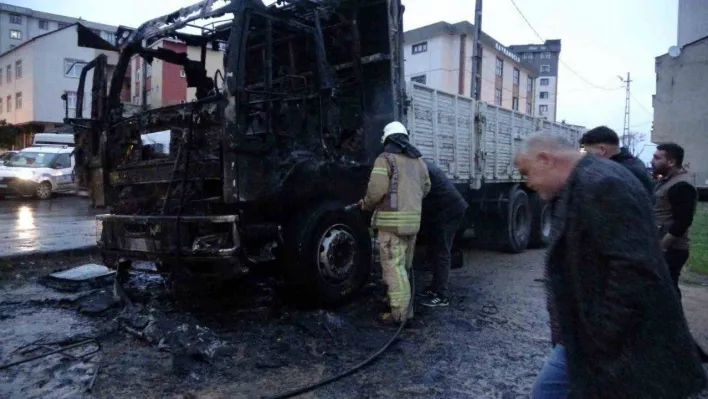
[0,245,99,265]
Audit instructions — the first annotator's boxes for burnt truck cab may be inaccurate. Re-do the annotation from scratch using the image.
[67,0,405,305]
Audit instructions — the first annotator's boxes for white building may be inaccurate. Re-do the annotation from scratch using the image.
[404,21,538,116]
[677,0,708,48]
[0,24,119,148]
[508,40,562,122]
[0,2,118,54]
[653,0,708,190]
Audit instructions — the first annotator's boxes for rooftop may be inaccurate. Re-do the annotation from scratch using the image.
[0,2,118,32]
[508,40,562,53]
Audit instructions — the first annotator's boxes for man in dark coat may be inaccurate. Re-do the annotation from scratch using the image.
[579,125,654,196]
[515,132,706,399]
[418,159,468,307]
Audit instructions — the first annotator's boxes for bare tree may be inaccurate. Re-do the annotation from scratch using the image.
[621,131,647,157]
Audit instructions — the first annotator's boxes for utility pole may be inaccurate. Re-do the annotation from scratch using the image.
[470,0,483,100]
[618,72,632,148]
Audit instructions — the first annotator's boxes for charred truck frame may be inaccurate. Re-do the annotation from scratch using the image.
[68,0,405,305]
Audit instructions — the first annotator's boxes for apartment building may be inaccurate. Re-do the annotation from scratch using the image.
[678,0,708,48]
[508,40,561,121]
[0,24,124,148]
[0,2,118,54]
[130,38,223,108]
[653,1,708,190]
[404,21,538,116]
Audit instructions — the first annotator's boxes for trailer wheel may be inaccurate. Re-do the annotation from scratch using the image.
[529,193,552,248]
[283,202,372,307]
[499,188,532,253]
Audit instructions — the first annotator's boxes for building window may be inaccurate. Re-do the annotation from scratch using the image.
[39,20,49,30]
[527,76,533,92]
[64,59,87,78]
[180,69,186,78]
[540,92,549,99]
[540,78,549,86]
[512,97,519,111]
[9,30,22,40]
[513,68,520,86]
[526,103,532,114]
[494,88,502,106]
[539,104,549,113]
[15,60,22,79]
[540,64,551,73]
[15,92,22,110]
[6,65,11,83]
[412,41,428,54]
[541,52,551,59]
[58,22,70,29]
[411,74,427,85]
[9,13,22,24]
[66,91,77,116]
[6,95,11,113]
[495,57,504,77]
[101,31,116,45]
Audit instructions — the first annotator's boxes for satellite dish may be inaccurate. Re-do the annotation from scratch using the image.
[668,46,681,58]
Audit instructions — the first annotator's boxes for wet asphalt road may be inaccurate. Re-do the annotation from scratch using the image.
[0,196,100,257]
[1,249,707,398]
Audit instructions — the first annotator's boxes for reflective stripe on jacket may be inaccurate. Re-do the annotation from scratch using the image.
[362,152,431,235]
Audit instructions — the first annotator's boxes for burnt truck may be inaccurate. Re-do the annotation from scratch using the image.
[68,0,583,306]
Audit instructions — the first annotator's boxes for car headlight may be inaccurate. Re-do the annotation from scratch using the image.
[15,169,35,180]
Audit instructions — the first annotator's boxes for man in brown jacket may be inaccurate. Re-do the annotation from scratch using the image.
[358,121,431,324]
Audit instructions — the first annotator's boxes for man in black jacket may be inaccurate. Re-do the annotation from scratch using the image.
[515,133,706,399]
[579,125,654,195]
[418,159,468,307]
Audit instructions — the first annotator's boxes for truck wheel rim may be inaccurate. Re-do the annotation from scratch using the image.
[541,206,551,239]
[317,224,357,283]
[514,203,530,242]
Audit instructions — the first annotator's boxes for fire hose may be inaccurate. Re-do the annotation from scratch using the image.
[262,203,413,399]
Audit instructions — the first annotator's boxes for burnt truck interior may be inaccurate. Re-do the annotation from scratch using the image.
[69,0,405,304]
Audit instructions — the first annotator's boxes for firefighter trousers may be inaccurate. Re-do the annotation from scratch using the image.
[378,230,417,321]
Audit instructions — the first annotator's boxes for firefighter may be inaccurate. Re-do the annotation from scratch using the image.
[358,121,431,325]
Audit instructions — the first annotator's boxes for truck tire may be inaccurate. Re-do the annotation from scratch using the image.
[498,188,532,253]
[529,193,552,248]
[283,201,372,307]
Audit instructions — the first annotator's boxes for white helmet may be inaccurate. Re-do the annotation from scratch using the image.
[381,121,408,143]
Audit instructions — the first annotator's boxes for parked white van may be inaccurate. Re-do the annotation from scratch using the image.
[0,133,76,200]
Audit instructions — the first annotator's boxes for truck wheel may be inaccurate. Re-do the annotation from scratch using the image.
[35,181,52,200]
[284,202,372,307]
[529,193,552,248]
[500,188,532,253]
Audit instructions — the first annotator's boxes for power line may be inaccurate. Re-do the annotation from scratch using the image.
[509,0,621,91]
[630,92,653,117]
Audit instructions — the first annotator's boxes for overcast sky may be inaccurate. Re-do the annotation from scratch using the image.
[11,0,676,163]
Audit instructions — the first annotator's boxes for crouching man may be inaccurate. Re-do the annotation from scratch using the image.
[359,121,430,325]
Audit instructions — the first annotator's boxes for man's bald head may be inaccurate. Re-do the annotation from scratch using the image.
[518,132,577,157]
[515,132,584,200]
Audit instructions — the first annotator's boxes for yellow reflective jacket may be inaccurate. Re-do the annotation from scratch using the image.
[362,152,431,235]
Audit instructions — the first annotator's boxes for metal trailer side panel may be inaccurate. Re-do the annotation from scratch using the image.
[406,82,586,186]
[406,83,474,182]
